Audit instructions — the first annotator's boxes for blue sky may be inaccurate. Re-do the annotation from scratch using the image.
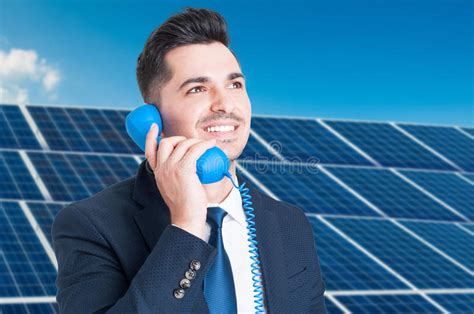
[1,0,472,126]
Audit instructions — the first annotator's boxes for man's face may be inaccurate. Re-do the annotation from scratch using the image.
[152,42,251,161]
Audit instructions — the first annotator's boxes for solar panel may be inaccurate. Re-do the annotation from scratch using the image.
[327,217,474,288]
[250,117,373,166]
[0,151,44,200]
[26,106,142,154]
[335,294,442,313]
[460,173,474,184]
[0,201,57,296]
[307,216,408,290]
[399,170,474,221]
[324,298,344,313]
[461,127,474,137]
[237,133,279,161]
[2,103,473,313]
[400,221,474,270]
[0,104,41,150]
[238,161,380,217]
[326,166,464,222]
[1,303,58,313]
[460,224,474,233]
[325,120,456,171]
[27,202,65,245]
[399,124,474,172]
[429,293,474,312]
[26,152,138,202]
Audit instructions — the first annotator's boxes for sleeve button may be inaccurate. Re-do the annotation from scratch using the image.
[185,269,196,280]
[190,260,201,271]
[180,278,191,289]
[173,288,185,299]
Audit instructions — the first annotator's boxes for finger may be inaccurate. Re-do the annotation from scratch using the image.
[156,136,187,169]
[144,123,159,169]
[179,139,217,171]
[167,138,204,165]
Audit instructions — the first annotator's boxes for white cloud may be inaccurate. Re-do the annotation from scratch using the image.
[0,47,61,104]
[0,85,29,104]
[42,67,60,91]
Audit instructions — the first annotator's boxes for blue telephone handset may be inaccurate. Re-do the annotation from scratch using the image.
[125,104,231,184]
[125,104,265,313]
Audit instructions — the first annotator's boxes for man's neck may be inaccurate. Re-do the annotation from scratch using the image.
[203,161,236,204]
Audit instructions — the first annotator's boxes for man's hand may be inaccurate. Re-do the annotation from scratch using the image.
[145,123,216,241]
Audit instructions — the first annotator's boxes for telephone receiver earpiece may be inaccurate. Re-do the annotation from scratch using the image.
[125,104,231,184]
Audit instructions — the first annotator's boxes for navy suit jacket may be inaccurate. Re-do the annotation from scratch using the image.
[52,160,327,313]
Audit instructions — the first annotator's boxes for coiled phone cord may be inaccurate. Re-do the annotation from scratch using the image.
[225,173,265,313]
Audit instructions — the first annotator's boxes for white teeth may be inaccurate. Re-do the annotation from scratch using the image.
[206,125,236,132]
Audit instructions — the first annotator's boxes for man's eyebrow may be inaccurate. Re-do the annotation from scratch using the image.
[178,72,245,91]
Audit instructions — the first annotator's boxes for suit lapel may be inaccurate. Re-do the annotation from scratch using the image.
[132,161,290,311]
[132,160,170,251]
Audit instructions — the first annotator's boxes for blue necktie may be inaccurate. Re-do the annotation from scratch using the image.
[203,206,237,313]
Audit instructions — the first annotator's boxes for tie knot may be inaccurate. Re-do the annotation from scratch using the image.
[206,207,227,229]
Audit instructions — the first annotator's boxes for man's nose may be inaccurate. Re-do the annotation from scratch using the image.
[210,88,235,113]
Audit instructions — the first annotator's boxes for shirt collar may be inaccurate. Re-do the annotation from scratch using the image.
[206,174,246,227]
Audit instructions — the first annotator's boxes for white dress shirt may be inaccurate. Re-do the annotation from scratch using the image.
[173,175,267,313]
[205,175,266,313]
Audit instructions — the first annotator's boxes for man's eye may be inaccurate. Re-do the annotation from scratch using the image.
[187,86,205,94]
[229,81,243,89]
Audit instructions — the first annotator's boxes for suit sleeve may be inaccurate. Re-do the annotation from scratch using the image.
[52,204,216,313]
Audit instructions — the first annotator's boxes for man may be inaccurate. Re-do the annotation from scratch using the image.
[52,7,326,313]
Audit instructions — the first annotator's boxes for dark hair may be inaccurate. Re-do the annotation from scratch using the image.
[136,7,235,103]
